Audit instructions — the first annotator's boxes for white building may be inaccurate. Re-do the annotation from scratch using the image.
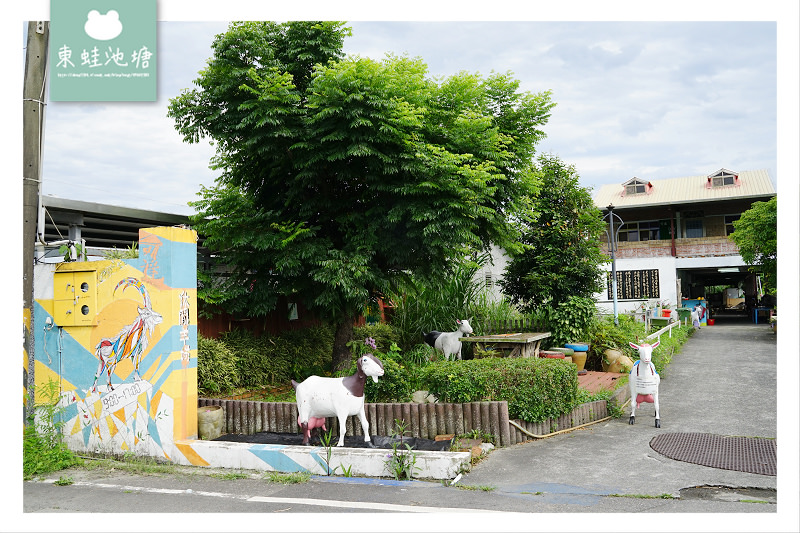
[591,168,775,318]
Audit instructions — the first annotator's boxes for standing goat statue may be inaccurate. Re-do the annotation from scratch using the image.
[423,319,473,360]
[291,352,384,447]
[628,341,661,428]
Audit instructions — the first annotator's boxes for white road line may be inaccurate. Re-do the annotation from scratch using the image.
[39,479,500,513]
[245,495,495,513]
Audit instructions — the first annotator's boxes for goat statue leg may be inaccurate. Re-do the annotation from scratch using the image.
[653,392,661,428]
[336,414,348,447]
[357,408,374,447]
[628,378,636,425]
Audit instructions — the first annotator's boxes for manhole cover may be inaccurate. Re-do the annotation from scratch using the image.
[650,433,776,476]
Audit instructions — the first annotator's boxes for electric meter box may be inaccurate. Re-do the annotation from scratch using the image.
[53,269,98,326]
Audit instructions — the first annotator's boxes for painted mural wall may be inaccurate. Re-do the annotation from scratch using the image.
[33,227,198,461]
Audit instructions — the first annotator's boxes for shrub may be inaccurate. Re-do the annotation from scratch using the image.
[543,295,597,347]
[197,334,239,395]
[201,325,334,392]
[23,380,81,479]
[353,323,398,354]
[388,260,486,351]
[585,313,692,375]
[421,357,579,422]
[339,334,420,403]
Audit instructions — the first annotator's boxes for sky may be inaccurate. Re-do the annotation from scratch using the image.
[12,7,794,217]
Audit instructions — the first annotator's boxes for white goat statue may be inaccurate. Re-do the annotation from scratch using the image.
[628,341,661,428]
[423,319,473,360]
[291,352,384,447]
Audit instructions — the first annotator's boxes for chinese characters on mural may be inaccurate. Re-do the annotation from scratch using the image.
[179,291,190,369]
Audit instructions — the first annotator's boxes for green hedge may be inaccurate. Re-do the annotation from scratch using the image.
[197,325,334,395]
[420,357,579,422]
[197,334,238,395]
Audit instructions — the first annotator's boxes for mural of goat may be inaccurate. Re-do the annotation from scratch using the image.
[91,278,162,393]
[291,352,384,447]
[423,319,473,360]
[628,341,661,428]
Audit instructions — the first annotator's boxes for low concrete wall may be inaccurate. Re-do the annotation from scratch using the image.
[171,439,471,480]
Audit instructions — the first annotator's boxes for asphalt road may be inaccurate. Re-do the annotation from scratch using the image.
[20,317,798,532]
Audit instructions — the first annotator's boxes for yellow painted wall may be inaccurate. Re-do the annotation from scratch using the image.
[32,227,199,459]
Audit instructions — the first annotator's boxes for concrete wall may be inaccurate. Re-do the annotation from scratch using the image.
[32,226,198,460]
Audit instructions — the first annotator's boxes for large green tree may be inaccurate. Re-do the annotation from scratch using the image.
[729,196,777,294]
[168,21,555,371]
[499,154,607,313]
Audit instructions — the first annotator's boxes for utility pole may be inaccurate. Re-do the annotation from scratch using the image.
[23,21,49,422]
[603,205,623,326]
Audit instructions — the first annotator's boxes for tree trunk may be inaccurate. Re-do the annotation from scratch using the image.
[332,313,357,373]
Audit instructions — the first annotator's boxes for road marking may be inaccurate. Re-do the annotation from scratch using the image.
[245,495,495,512]
[38,478,500,513]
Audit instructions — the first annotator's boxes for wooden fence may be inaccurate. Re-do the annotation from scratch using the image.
[198,386,629,447]
[481,317,547,335]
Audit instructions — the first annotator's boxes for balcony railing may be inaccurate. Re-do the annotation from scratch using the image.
[601,235,740,259]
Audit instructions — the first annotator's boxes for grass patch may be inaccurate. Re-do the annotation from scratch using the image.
[263,471,312,484]
[455,484,496,492]
[80,455,183,476]
[54,475,74,486]
[210,472,250,480]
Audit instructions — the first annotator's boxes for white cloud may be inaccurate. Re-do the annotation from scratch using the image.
[34,19,780,215]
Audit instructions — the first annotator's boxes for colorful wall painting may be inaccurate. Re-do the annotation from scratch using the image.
[32,226,198,461]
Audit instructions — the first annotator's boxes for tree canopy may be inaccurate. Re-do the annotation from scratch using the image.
[499,154,607,312]
[729,196,777,294]
[168,21,555,370]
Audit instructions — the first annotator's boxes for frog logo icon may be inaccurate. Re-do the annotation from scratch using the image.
[84,9,123,41]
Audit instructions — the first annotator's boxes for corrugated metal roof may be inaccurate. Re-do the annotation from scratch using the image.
[593,169,775,209]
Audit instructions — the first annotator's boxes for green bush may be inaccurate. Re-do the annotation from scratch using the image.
[353,323,398,354]
[198,325,334,393]
[197,334,239,395]
[585,314,692,375]
[23,380,81,479]
[544,295,597,347]
[339,334,421,403]
[420,357,579,422]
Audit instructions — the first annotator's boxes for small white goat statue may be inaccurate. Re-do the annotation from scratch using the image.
[423,319,473,360]
[291,352,385,447]
[628,341,661,428]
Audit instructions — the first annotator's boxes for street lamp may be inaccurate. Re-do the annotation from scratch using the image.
[603,204,624,326]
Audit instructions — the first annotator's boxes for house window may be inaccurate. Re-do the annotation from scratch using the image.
[626,182,646,195]
[617,220,659,242]
[624,178,649,195]
[484,272,493,290]
[724,214,740,236]
[713,175,735,187]
[685,219,704,238]
[639,221,660,241]
[709,169,737,188]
